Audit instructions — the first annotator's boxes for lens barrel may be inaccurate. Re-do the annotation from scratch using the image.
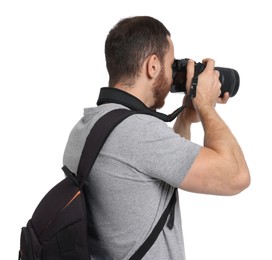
[215,67,240,97]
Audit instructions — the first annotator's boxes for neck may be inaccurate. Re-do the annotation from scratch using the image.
[114,83,154,108]
[97,87,186,122]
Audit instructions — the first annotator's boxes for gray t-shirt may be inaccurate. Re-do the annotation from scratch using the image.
[63,103,201,260]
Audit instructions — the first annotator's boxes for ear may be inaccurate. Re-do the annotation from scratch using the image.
[146,55,161,79]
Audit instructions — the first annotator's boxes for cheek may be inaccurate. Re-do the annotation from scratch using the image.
[166,67,173,82]
[166,70,173,87]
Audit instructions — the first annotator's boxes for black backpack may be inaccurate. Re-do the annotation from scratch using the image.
[19,109,176,260]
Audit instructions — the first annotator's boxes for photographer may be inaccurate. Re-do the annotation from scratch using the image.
[63,16,250,259]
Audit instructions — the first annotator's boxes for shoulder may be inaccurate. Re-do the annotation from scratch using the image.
[118,112,176,142]
[91,104,172,137]
[126,113,166,127]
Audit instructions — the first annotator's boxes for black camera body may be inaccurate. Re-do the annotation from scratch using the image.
[171,59,240,97]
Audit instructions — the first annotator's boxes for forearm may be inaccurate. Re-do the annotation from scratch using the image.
[173,113,192,140]
[200,106,236,153]
[199,106,250,191]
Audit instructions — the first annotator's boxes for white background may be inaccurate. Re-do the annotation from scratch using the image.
[1,0,271,259]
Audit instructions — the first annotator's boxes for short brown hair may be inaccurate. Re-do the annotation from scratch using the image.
[105,16,171,87]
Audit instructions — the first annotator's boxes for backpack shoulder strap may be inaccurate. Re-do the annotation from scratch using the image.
[75,108,137,187]
[129,188,177,260]
[63,108,177,259]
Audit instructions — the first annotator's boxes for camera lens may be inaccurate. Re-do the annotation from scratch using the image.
[171,59,240,98]
[215,67,240,97]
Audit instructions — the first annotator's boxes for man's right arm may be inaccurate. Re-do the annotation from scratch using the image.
[179,59,250,195]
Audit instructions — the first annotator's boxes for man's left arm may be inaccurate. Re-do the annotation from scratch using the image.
[173,95,199,140]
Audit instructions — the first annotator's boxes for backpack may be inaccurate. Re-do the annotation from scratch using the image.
[19,109,176,260]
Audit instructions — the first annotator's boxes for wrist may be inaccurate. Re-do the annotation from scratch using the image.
[178,112,192,129]
[173,112,192,139]
[193,102,216,121]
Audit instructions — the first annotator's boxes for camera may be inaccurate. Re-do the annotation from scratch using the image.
[170,59,240,97]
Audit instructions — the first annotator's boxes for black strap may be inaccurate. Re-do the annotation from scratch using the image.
[189,62,203,99]
[62,165,80,187]
[97,87,185,122]
[75,109,138,187]
[63,107,177,259]
[129,189,177,260]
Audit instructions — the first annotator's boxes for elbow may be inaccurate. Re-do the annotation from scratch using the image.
[228,168,251,196]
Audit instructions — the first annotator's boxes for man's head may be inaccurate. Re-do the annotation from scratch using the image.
[105,16,174,109]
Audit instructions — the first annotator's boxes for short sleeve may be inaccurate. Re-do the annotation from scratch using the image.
[109,114,202,187]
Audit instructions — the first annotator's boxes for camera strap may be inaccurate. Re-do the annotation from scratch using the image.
[97,87,185,122]
[189,62,203,98]
[189,76,198,98]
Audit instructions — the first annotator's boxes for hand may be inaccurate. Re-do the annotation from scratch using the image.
[186,58,222,111]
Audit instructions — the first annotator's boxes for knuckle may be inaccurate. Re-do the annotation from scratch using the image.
[210,58,215,63]
[207,58,215,66]
[214,70,220,77]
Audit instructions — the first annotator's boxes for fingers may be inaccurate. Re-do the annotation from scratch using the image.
[203,59,221,98]
[202,58,215,71]
[217,92,230,104]
[217,80,222,97]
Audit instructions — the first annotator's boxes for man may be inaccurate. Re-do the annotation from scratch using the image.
[63,16,250,259]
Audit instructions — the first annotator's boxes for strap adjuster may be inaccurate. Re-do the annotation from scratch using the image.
[189,76,198,98]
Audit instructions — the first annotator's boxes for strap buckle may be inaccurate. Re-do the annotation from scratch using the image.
[189,76,198,98]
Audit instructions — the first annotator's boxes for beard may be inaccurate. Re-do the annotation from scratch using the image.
[151,68,171,110]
